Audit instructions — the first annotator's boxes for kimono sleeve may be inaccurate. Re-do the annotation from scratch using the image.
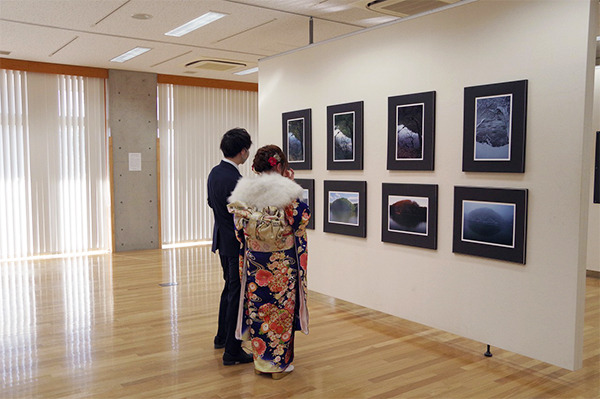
[232,214,245,245]
[228,202,249,279]
[286,199,310,265]
[227,202,250,246]
[291,199,310,233]
[289,199,310,333]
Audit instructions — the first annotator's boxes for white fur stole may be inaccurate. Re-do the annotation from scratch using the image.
[228,173,303,210]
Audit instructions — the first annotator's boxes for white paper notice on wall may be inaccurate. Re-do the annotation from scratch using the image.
[129,153,142,171]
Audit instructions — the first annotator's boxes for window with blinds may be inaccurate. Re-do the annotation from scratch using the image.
[157,84,258,246]
[0,69,110,260]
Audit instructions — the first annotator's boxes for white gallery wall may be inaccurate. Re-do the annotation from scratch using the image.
[258,0,597,370]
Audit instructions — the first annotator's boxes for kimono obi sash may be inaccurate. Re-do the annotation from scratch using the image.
[229,203,295,252]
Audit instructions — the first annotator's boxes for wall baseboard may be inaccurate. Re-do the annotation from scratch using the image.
[586,270,600,279]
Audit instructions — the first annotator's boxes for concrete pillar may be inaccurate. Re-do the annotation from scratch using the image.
[108,70,159,252]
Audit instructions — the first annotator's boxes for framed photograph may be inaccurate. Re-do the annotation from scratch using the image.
[594,132,599,204]
[282,109,312,170]
[381,183,438,249]
[462,80,528,173]
[387,91,436,170]
[327,101,364,170]
[453,186,528,264]
[323,180,367,237]
[295,178,315,229]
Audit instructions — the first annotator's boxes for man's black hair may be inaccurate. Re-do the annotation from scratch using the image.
[220,128,252,158]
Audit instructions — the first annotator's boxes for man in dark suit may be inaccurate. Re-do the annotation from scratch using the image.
[207,127,253,366]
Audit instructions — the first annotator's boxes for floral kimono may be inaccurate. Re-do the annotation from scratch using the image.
[227,173,310,373]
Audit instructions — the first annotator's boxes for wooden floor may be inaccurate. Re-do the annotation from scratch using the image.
[1,246,598,399]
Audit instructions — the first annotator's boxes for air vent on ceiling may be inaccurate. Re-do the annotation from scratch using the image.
[363,0,461,18]
[0,50,11,56]
[185,59,246,72]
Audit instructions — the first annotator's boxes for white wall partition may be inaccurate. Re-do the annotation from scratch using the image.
[0,70,110,260]
[158,84,258,245]
[258,0,597,370]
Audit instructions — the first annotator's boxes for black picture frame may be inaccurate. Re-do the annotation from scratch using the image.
[387,91,436,170]
[594,132,599,204]
[462,80,528,173]
[295,178,315,229]
[381,183,438,249]
[327,101,364,170]
[323,180,367,237]
[453,186,528,264]
[282,109,312,170]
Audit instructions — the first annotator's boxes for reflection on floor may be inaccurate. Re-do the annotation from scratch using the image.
[1,246,598,398]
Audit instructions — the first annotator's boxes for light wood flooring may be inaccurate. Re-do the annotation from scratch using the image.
[1,246,598,398]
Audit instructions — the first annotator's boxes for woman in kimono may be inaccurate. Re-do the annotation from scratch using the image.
[227,145,310,379]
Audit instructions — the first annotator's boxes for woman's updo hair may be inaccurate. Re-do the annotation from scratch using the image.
[252,145,289,174]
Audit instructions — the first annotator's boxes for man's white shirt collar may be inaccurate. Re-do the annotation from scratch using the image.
[223,158,239,170]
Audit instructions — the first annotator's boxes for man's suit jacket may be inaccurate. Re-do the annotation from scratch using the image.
[207,160,242,257]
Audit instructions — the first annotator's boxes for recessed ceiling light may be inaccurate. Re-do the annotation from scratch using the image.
[132,13,152,20]
[234,67,258,75]
[110,47,151,62]
[165,12,227,37]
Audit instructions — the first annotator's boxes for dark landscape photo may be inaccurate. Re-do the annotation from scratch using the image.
[462,201,515,247]
[396,103,424,160]
[333,112,354,161]
[329,191,359,225]
[474,94,512,160]
[388,195,428,235]
[287,118,305,162]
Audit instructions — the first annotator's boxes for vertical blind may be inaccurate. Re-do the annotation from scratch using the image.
[158,84,258,245]
[0,70,110,260]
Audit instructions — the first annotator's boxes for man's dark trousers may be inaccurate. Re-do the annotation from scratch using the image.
[217,254,242,356]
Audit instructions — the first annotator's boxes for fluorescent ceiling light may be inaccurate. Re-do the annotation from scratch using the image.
[165,12,227,37]
[234,67,258,75]
[597,35,600,41]
[110,47,151,62]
